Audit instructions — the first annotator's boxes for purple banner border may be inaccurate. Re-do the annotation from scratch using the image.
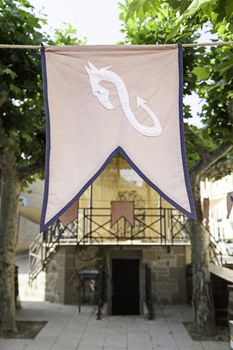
[40,44,196,232]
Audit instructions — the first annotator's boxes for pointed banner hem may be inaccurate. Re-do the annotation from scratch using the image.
[40,145,197,232]
[40,44,197,233]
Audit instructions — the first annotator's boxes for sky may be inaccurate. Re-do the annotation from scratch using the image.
[30,0,202,127]
[30,0,125,44]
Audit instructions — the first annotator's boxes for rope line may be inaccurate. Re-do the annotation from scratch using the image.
[0,41,233,49]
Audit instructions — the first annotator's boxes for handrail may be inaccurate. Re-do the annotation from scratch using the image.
[28,206,229,285]
[145,264,155,320]
[28,207,190,283]
[208,229,223,266]
[78,207,189,245]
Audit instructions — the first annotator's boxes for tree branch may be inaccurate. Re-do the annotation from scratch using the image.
[202,157,233,179]
[227,99,233,123]
[0,91,8,107]
[190,142,233,177]
[0,154,3,170]
[18,162,44,182]
[191,137,206,156]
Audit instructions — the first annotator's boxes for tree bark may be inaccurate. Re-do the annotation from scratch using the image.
[189,219,215,335]
[202,157,233,179]
[187,138,233,336]
[189,173,215,335]
[0,147,20,333]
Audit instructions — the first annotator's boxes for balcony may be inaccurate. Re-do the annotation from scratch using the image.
[29,206,190,284]
[44,207,190,246]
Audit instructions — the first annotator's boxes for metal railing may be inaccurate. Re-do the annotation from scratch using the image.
[77,207,190,245]
[208,233,223,266]
[28,233,44,285]
[28,207,190,283]
[28,219,79,284]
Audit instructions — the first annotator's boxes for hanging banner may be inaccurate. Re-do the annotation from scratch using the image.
[111,201,134,226]
[40,44,196,231]
[227,191,233,219]
[59,200,79,226]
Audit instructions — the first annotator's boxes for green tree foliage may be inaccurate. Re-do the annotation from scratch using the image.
[0,0,45,180]
[0,0,85,333]
[0,1,85,185]
[122,0,233,178]
[126,0,233,37]
[165,0,233,150]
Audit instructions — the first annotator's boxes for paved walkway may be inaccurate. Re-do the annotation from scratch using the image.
[0,303,230,350]
[0,255,230,350]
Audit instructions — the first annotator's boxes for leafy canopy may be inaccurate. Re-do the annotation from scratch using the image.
[0,0,85,188]
[120,0,233,175]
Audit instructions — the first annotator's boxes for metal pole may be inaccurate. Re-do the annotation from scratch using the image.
[145,264,155,320]
[159,195,163,243]
[89,183,93,243]
[96,265,104,320]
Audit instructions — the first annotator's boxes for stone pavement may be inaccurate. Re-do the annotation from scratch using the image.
[0,303,230,350]
[0,255,230,350]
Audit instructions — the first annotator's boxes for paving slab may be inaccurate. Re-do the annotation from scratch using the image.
[0,302,229,350]
[0,254,229,350]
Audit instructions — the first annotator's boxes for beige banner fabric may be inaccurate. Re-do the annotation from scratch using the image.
[227,192,233,219]
[111,201,134,227]
[40,45,196,230]
[59,200,79,226]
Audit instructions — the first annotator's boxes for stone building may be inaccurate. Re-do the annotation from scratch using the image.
[201,174,233,241]
[21,156,192,315]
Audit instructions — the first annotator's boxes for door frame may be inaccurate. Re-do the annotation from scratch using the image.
[107,250,143,315]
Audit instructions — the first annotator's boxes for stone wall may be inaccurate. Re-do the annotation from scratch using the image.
[143,246,190,304]
[45,247,66,303]
[147,246,187,303]
[45,245,191,306]
[45,246,101,304]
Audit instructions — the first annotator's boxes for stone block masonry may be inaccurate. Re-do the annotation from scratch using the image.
[45,245,191,305]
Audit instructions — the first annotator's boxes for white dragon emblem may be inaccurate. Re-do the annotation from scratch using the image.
[84,61,162,137]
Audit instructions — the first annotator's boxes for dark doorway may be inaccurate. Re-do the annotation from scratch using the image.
[112,258,140,315]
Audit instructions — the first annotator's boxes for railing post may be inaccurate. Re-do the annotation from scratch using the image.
[83,208,86,243]
[220,251,223,266]
[159,205,163,244]
[171,210,174,244]
[145,264,155,320]
[96,264,104,320]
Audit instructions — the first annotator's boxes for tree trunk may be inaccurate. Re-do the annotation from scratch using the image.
[189,174,215,335]
[0,147,20,333]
